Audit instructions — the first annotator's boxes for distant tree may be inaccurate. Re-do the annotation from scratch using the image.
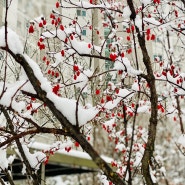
[1,0,185,185]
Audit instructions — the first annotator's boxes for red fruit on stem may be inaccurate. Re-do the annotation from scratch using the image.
[121,52,124,58]
[55,72,59,77]
[28,25,34,33]
[60,24,64,31]
[115,88,119,94]
[95,89,100,95]
[151,34,156,40]
[73,65,79,71]
[48,69,51,74]
[76,70,80,76]
[56,2,60,8]
[88,43,91,48]
[42,56,46,61]
[110,53,117,61]
[101,98,105,104]
[146,28,150,35]
[51,19,55,25]
[39,22,43,27]
[75,142,80,147]
[126,28,131,33]
[61,50,65,56]
[43,19,47,25]
[127,36,131,41]
[74,74,77,80]
[70,35,74,40]
[39,37,44,42]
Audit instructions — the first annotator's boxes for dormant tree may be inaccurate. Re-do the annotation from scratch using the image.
[1,0,185,185]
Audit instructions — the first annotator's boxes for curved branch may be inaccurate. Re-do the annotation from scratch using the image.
[2,49,126,185]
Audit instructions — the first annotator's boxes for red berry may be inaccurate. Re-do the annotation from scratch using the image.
[43,19,47,25]
[127,36,131,41]
[121,52,124,58]
[101,98,105,104]
[51,19,55,25]
[74,74,77,80]
[151,34,156,40]
[56,2,60,8]
[146,29,150,35]
[39,37,44,42]
[46,61,50,65]
[95,89,100,95]
[48,69,51,74]
[106,95,112,101]
[61,50,65,56]
[39,22,43,27]
[73,65,79,71]
[110,53,117,61]
[131,25,135,31]
[127,48,132,54]
[76,70,80,76]
[88,43,91,48]
[60,24,64,31]
[42,56,46,61]
[70,35,74,40]
[115,88,119,94]
[75,142,80,147]
[126,28,131,33]
[57,17,61,23]
[28,25,34,33]
[55,72,59,77]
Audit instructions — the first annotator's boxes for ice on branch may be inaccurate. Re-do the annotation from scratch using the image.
[0,26,23,54]
[114,57,142,76]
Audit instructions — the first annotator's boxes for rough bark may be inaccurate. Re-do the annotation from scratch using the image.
[127,1,158,185]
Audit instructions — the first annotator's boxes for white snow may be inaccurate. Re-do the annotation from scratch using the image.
[0,26,23,54]
[47,92,99,126]
[135,15,142,33]
[114,57,142,76]
[0,148,8,171]
[177,134,185,148]
[122,6,131,20]
[31,141,113,163]
[142,0,152,6]
[21,145,46,170]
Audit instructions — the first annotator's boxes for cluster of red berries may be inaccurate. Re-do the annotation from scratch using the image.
[73,65,80,80]
[38,37,45,50]
[50,11,62,26]
[52,84,60,95]
[146,28,156,41]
